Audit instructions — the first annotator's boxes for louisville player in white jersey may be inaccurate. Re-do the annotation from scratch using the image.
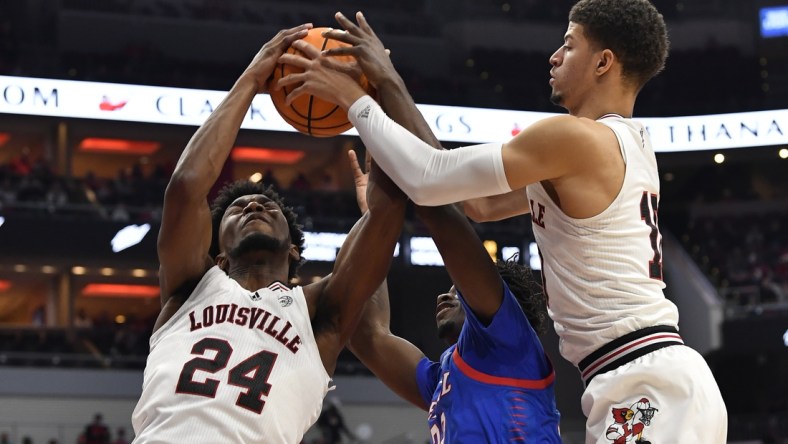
[275,1,728,442]
[131,24,407,443]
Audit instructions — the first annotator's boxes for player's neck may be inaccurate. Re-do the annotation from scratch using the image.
[570,95,635,120]
[225,261,290,291]
[568,80,636,120]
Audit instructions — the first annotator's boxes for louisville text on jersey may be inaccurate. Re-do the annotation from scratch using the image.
[188,303,302,353]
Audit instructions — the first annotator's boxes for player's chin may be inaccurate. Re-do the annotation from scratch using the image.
[549,92,563,106]
[436,318,459,339]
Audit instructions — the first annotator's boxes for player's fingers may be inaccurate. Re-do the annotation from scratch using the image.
[290,40,321,59]
[283,84,309,106]
[277,53,310,69]
[319,56,357,76]
[277,24,313,48]
[348,150,364,177]
[355,11,376,37]
[322,46,357,58]
[333,12,361,35]
[364,150,372,172]
[322,28,358,46]
[272,71,306,91]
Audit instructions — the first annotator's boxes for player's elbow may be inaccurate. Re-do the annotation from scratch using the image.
[407,186,445,207]
[462,200,490,222]
[164,172,194,202]
[348,330,380,361]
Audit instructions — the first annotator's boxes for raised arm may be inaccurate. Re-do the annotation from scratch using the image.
[415,203,505,323]
[320,12,529,226]
[311,158,406,375]
[346,99,588,206]
[324,12,507,320]
[276,15,598,207]
[349,283,430,410]
[332,13,507,320]
[313,15,440,402]
[345,150,429,410]
[155,25,311,330]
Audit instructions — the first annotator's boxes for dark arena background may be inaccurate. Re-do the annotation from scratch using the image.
[0,0,786,442]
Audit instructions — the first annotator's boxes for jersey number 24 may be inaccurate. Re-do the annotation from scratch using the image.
[176,337,278,414]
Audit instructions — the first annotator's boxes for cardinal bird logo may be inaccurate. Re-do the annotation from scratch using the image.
[605,398,658,444]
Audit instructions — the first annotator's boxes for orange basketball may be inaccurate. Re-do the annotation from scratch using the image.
[269,27,374,138]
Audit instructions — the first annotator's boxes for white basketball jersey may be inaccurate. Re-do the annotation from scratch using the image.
[132,266,331,443]
[525,115,679,367]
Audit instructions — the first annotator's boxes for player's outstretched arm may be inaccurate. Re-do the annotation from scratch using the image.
[345,150,430,410]
[415,203,505,324]
[349,99,592,206]
[323,12,537,221]
[276,22,591,208]
[349,283,430,410]
[155,25,311,329]
[309,159,406,376]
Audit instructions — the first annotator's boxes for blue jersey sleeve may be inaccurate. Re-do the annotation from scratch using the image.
[415,356,441,406]
[456,281,550,380]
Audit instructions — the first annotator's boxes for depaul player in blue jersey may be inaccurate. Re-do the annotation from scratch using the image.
[346,150,561,443]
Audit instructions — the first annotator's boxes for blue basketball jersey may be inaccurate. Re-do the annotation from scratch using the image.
[415,281,561,443]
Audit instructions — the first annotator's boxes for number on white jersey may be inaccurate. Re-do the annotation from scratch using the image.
[639,191,663,280]
[176,337,278,414]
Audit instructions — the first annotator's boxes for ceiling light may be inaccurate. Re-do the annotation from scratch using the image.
[231,147,305,164]
[79,138,161,155]
[81,283,159,298]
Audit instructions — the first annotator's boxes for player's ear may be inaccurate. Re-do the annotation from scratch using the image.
[595,49,615,76]
[216,253,228,272]
[288,244,301,264]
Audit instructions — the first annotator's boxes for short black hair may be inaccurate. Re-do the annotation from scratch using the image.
[569,0,669,90]
[210,180,305,280]
[497,255,549,336]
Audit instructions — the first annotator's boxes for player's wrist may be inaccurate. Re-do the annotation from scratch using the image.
[372,75,407,94]
[338,89,369,111]
[347,94,376,119]
[235,70,266,95]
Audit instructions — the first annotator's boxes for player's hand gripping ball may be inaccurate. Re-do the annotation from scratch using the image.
[269,27,375,137]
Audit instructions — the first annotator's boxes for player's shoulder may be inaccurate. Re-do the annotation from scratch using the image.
[515,115,603,143]
[515,115,611,156]
[536,114,610,136]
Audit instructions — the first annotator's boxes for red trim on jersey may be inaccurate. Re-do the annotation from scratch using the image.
[580,333,683,379]
[451,348,554,389]
[267,281,290,292]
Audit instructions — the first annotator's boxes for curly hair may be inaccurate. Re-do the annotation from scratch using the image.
[497,255,549,336]
[209,179,305,280]
[569,0,669,90]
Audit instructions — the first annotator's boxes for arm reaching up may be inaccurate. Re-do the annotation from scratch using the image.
[345,150,430,410]
[155,24,312,332]
[276,13,606,212]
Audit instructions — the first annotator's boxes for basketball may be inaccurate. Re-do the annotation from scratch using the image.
[269,27,374,138]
